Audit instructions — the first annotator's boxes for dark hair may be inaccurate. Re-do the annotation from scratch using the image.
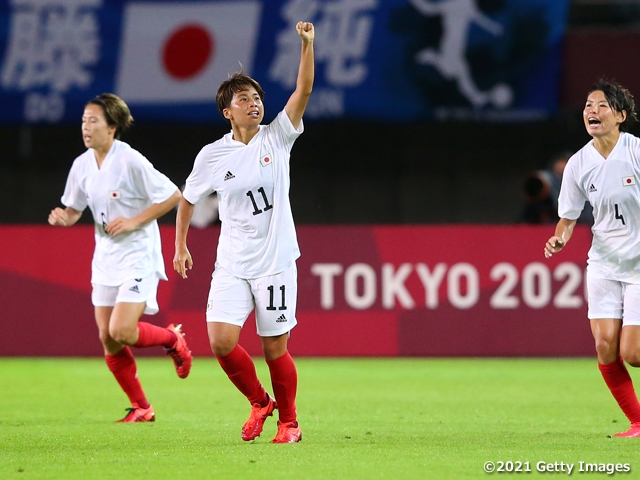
[216,72,265,120]
[588,79,639,132]
[86,93,134,139]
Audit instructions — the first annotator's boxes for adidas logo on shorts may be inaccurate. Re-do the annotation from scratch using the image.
[276,314,287,323]
[129,285,140,293]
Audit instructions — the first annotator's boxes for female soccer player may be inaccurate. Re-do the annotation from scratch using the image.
[48,93,192,422]
[544,80,640,437]
[173,21,314,443]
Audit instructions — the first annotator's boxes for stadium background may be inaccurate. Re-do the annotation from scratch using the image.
[1,0,639,357]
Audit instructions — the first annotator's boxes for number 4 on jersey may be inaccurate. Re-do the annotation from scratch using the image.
[615,203,626,225]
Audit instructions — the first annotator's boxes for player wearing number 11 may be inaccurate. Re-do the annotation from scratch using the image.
[173,21,314,443]
[544,80,640,437]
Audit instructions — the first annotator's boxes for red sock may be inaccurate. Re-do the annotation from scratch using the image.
[134,322,177,348]
[217,344,267,406]
[599,357,640,424]
[105,346,150,409]
[267,351,298,424]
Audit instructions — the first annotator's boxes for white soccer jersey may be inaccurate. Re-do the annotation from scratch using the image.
[558,132,640,282]
[183,109,303,279]
[61,139,178,286]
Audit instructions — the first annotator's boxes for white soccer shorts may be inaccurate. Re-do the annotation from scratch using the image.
[91,275,160,315]
[206,263,298,337]
[587,276,640,326]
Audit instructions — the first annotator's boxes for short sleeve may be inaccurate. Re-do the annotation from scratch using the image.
[129,153,178,204]
[60,159,88,212]
[183,145,216,205]
[269,110,303,152]
[557,157,587,220]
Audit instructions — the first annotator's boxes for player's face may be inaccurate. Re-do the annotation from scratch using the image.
[223,88,264,128]
[81,104,116,151]
[583,90,626,138]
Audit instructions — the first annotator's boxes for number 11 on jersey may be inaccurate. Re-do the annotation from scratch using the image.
[247,187,273,216]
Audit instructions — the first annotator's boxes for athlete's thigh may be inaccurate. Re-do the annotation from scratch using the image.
[110,302,146,338]
[587,276,623,320]
[94,305,122,353]
[619,282,640,362]
[206,267,254,327]
[207,321,242,356]
[95,305,114,334]
[251,263,298,337]
[620,325,640,362]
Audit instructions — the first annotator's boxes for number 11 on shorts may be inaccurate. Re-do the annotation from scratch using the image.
[266,285,287,311]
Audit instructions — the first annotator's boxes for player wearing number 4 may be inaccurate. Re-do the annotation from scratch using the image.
[49,93,192,423]
[174,21,314,443]
[544,80,640,437]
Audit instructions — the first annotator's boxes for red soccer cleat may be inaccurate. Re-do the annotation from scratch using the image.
[272,421,302,443]
[165,323,192,379]
[242,395,277,441]
[116,403,155,423]
[615,423,640,438]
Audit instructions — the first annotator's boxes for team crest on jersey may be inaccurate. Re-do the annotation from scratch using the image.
[260,153,272,167]
[109,190,121,199]
[623,176,637,186]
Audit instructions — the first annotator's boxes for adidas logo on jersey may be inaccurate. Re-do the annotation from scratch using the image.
[276,314,287,323]
[129,285,140,293]
[224,171,235,181]
[588,184,597,192]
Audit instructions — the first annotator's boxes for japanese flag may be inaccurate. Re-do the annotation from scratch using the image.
[116,1,262,104]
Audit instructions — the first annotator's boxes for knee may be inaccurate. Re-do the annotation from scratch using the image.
[621,347,640,368]
[210,338,235,357]
[261,334,288,362]
[594,334,619,364]
[98,328,112,346]
[108,325,135,345]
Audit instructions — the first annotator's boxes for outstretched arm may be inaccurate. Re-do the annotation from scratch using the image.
[284,21,315,130]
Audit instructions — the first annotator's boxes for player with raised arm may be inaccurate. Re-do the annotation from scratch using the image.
[49,93,192,423]
[173,21,314,443]
[544,80,640,437]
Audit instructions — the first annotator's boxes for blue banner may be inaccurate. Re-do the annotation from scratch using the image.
[0,0,569,123]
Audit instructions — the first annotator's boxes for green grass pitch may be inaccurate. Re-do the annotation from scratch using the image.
[1,357,639,479]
